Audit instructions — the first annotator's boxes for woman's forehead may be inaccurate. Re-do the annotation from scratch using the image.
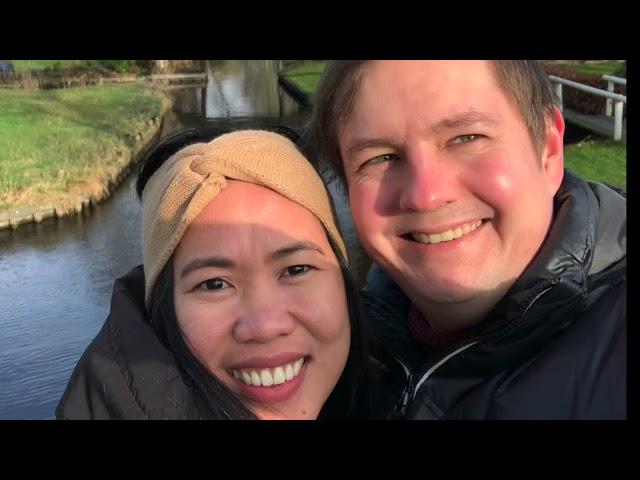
[176,181,332,256]
[199,180,324,227]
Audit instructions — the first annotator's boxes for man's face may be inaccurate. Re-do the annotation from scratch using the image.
[339,60,564,319]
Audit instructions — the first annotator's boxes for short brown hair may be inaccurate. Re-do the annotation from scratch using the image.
[302,60,557,188]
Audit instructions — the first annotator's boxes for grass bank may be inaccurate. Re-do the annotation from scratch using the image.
[564,139,626,190]
[0,84,164,212]
[544,61,625,76]
[280,61,326,95]
[11,60,85,72]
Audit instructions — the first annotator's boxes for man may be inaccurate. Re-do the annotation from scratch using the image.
[305,60,626,419]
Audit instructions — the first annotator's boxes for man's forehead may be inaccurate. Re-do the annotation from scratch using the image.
[341,63,508,130]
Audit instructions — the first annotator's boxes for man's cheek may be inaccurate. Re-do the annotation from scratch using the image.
[348,190,382,246]
[470,157,523,206]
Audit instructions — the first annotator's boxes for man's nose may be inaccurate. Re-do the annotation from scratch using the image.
[398,149,459,212]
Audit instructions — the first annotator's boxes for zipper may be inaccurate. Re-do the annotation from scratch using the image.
[394,373,416,418]
[375,343,417,419]
[412,341,479,399]
[397,283,556,417]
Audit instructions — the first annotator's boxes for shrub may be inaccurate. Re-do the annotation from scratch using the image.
[101,60,136,73]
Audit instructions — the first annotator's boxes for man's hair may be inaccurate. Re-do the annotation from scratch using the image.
[302,60,558,187]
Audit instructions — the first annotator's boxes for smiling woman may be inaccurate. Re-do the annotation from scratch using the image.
[55,128,369,420]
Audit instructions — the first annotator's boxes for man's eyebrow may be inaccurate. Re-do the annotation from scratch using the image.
[345,111,501,158]
[429,111,502,134]
[269,241,325,261]
[345,138,401,159]
[180,256,235,278]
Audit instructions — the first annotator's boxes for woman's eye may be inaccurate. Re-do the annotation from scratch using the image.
[197,278,231,291]
[451,134,483,145]
[283,265,311,277]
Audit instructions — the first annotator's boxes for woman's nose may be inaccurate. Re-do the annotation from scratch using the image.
[233,293,296,343]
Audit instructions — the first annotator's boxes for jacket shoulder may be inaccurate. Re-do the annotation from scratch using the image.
[56,316,149,420]
[56,266,155,420]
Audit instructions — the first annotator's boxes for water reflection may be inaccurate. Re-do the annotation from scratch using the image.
[204,60,297,119]
[0,176,142,419]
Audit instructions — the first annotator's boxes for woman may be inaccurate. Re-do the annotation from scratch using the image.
[56,127,369,419]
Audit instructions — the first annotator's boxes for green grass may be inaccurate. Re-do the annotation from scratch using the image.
[549,61,625,76]
[564,140,626,190]
[281,61,326,95]
[11,60,85,72]
[0,84,163,209]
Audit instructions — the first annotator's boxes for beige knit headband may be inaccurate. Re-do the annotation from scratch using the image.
[141,129,348,310]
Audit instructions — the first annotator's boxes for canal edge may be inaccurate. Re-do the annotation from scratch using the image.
[0,93,172,232]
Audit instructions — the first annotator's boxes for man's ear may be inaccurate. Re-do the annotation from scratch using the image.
[541,106,565,196]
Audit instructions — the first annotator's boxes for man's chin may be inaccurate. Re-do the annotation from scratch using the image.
[401,275,490,306]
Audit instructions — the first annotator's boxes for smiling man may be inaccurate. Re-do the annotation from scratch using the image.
[305,60,626,419]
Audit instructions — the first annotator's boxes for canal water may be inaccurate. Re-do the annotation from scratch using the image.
[0,60,369,419]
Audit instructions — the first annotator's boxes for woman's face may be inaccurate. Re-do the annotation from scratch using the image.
[172,180,351,419]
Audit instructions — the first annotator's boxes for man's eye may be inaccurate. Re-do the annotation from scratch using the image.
[283,265,311,277]
[366,153,398,165]
[451,134,483,144]
[197,278,231,291]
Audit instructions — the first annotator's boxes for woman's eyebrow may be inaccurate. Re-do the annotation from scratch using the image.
[269,241,325,261]
[180,256,235,279]
[180,242,325,277]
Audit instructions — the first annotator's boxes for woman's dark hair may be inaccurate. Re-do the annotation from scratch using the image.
[138,126,369,419]
[150,261,258,419]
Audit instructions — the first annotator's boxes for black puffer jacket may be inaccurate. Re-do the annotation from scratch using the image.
[56,266,205,419]
[363,171,626,419]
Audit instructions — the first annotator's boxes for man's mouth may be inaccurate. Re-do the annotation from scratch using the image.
[405,220,484,244]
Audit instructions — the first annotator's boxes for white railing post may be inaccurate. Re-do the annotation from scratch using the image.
[548,74,626,142]
[606,80,614,117]
[554,82,563,112]
[614,101,624,141]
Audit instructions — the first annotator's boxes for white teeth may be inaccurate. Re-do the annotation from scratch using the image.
[232,357,305,388]
[441,229,454,241]
[411,220,483,244]
[260,369,274,387]
[284,364,294,381]
[273,367,286,385]
[293,358,303,375]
